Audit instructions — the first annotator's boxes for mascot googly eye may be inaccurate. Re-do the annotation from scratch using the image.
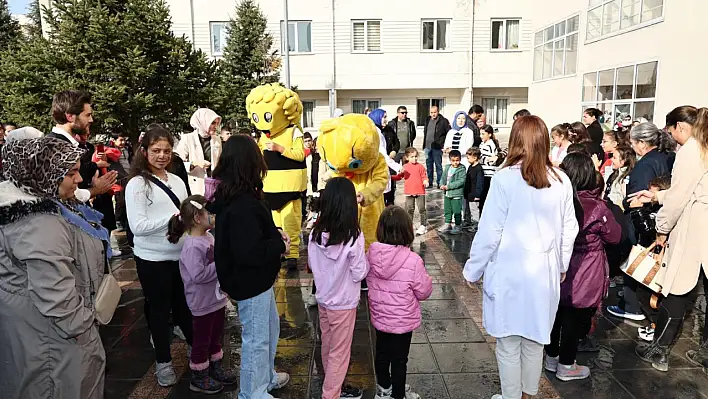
[252,113,259,123]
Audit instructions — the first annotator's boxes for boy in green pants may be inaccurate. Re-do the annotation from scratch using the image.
[439,150,467,234]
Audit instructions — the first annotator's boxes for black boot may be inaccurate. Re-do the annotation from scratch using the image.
[686,341,708,374]
[190,368,223,394]
[209,359,238,385]
[286,258,298,271]
[636,342,670,372]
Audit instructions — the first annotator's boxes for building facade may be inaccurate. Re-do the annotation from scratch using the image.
[163,0,533,136]
[528,0,708,130]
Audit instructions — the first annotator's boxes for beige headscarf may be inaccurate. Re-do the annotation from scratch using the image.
[190,108,221,138]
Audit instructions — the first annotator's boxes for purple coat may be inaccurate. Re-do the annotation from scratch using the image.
[561,188,622,308]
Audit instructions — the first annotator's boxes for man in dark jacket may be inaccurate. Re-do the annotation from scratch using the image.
[422,105,450,188]
[386,106,417,161]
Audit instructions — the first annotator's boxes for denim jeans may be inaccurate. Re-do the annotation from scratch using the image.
[237,287,280,399]
[424,148,443,186]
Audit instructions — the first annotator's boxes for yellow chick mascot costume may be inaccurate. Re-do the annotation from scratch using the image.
[317,114,389,250]
[246,83,307,268]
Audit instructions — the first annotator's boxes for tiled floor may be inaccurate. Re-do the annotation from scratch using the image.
[102,184,708,398]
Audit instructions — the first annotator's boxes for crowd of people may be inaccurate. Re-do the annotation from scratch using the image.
[1,86,707,399]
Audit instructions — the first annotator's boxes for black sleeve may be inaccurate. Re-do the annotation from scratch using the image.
[386,125,400,153]
[471,125,482,147]
[623,163,649,210]
[78,144,97,190]
[169,154,192,196]
[409,120,417,144]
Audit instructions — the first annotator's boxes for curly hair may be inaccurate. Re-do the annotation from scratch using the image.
[245,83,303,125]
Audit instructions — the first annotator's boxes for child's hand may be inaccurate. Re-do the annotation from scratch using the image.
[591,154,602,169]
[356,192,365,205]
[440,185,447,190]
[423,179,429,186]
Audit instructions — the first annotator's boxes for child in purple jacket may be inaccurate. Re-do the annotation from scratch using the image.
[308,178,369,399]
[168,195,236,394]
[367,206,433,399]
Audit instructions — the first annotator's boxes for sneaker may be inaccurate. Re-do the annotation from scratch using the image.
[267,372,290,391]
[190,368,223,394]
[449,226,461,235]
[609,279,617,288]
[404,390,421,399]
[306,294,318,307]
[555,362,591,381]
[636,342,669,372]
[415,225,428,236]
[111,249,122,258]
[686,342,708,372]
[544,354,559,372]
[374,384,392,399]
[491,395,503,399]
[173,325,187,341]
[155,362,178,387]
[638,325,655,342]
[464,223,478,233]
[607,305,646,321]
[438,224,452,233]
[577,335,600,352]
[209,359,237,385]
[340,385,363,399]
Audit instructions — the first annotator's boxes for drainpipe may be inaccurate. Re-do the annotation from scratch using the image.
[283,0,291,88]
[329,0,337,117]
[189,0,196,50]
[468,0,475,108]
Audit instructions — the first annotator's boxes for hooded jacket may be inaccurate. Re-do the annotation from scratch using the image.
[307,232,369,310]
[561,188,622,308]
[385,117,417,153]
[366,242,433,334]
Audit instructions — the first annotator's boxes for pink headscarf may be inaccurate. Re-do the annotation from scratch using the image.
[190,108,221,138]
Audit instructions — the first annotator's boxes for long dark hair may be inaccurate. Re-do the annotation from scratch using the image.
[167,195,207,244]
[569,122,591,144]
[212,134,267,204]
[481,124,500,150]
[560,152,597,192]
[505,116,559,189]
[129,124,175,201]
[312,177,360,247]
[613,145,637,182]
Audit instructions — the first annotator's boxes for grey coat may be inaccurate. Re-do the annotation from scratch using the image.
[0,181,106,399]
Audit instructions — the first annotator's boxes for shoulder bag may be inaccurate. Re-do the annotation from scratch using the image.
[92,241,122,325]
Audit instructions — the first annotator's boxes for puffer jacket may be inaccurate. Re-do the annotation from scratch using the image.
[561,188,622,308]
[366,242,433,334]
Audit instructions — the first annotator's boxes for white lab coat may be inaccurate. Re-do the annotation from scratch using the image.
[174,131,222,195]
[463,165,578,344]
[378,129,402,194]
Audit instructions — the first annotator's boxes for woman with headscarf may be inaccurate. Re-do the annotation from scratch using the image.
[444,111,476,168]
[175,108,223,195]
[369,108,403,208]
[0,137,107,398]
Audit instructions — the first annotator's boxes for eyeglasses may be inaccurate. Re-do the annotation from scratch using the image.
[399,111,407,114]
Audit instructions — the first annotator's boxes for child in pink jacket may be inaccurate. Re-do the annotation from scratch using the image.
[308,178,369,399]
[366,206,433,399]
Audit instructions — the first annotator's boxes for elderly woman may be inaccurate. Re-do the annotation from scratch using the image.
[175,108,223,195]
[632,106,708,372]
[0,138,107,398]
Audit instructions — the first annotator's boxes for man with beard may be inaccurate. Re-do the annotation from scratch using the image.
[46,91,117,230]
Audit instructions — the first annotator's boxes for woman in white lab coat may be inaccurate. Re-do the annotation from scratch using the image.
[463,115,579,399]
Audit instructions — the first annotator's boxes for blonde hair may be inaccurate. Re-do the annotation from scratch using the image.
[693,108,708,161]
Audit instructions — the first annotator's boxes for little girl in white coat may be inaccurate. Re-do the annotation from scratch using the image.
[463,116,579,399]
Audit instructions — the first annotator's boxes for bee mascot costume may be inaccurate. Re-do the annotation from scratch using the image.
[246,83,307,269]
[317,114,389,250]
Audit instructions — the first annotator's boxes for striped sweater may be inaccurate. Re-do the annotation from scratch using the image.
[479,140,498,177]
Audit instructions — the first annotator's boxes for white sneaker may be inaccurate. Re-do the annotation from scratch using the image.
[306,294,318,307]
[375,384,392,399]
[173,326,186,341]
[544,354,559,372]
[438,224,452,233]
[110,249,122,258]
[491,395,503,399]
[267,372,290,391]
[155,362,177,387]
[415,225,428,236]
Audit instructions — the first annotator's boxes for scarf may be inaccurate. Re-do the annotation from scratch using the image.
[190,108,221,139]
[368,108,386,130]
[452,111,470,131]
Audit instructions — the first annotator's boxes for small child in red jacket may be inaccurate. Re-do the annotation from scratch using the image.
[393,147,428,236]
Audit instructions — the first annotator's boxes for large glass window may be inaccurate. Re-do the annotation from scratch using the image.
[302,101,315,128]
[352,99,381,115]
[422,20,450,51]
[533,15,579,81]
[581,61,658,127]
[210,22,228,57]
[482,98,510,125]
[416,98,445,126]
[280,21,312,53]
[491,19,520,50]
[352,20,381,52]
[587,0,664,41]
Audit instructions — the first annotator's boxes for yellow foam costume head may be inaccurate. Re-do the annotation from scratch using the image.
[318,114,380,176]
[246,83,303,136]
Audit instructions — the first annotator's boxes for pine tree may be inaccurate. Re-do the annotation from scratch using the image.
[0,0,21,50]
[216,0,281,127]
[0,0,218,139]
[24,0,43,39]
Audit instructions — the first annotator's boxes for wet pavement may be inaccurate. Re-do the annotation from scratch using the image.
[103,184,708,398]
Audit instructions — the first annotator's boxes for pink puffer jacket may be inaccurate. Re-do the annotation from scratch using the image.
[366,242,433,334]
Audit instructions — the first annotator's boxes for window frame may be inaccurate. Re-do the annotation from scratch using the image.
[416,98,446,126]
[580,59,659,126]
[480,97,510,126]
[210,21,229,57]
[280,20,313,54]
[420,19,451,52]
[351,19,382,53]
[352,99,382,115]
[301,100,316,129]
[490,18,522,52]
[532,14,580,82]
[585,0,665,44]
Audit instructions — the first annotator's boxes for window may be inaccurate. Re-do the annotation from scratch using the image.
[280,21,312,53]
[421,20,450,51]
[210,22,228,56]
[481,98,509,125]
[533,15,579,81]
[491,19,520,50]
[352,99,380,115]
[302,101,315,128]
[581,61,658,126]
[352,20,381,52]
[416,98,445,126]
[586,0,664,41]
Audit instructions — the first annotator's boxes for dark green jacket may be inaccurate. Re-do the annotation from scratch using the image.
[442,164,466,198]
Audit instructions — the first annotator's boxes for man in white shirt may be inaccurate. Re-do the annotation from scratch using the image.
[46,91,116,201]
